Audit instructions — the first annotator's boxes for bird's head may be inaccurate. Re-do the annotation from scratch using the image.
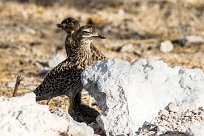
[57,17,80,33]
[76,25,105,44]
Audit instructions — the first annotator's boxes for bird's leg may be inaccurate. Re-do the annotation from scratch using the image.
[68,97,75,114]
[68,92,82,114]
[87,55,93,107]
[88,95,92,107]
[74,92,81,108]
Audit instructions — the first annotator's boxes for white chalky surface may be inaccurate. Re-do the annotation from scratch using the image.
[0,93,94,136]
[81,59,204,135]
[1,59,203,136]
[187,122,204,136]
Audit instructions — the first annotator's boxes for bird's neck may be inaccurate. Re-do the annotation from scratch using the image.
[71,40,93,66]
[65,31,76,56]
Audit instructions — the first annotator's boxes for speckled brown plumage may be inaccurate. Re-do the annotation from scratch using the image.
[34,25,105,112]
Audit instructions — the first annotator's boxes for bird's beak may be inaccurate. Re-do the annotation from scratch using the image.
[98,34,106,39]
[57,24,62,28]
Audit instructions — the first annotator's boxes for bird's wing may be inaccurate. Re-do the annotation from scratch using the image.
[34,59,83,100]
[90,43,106,61]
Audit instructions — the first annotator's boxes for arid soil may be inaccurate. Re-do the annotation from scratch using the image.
[0,0,204,112]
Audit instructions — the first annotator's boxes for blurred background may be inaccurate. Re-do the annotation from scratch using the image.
[0,0,203,110]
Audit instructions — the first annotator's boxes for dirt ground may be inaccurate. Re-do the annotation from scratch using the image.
[0,0,204,112]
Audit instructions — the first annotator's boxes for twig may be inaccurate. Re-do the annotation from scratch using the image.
[46,100,51,105]
[12,75,23,97]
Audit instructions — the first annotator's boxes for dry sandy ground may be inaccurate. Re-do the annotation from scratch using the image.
[0,0,204,112]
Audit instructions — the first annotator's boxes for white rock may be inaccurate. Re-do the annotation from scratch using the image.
[159,110,169,116]
[24,28,36,35]
[37,67,49,75]
[168,103,179,113]
[0,93,94,136]
[118,8,125,16]
[186,122,204,136]
[120,44,133,52]
[160,40,174,53]
[7,82,16,88]
[186,35,204,44]
[81,59,204,135]
[53,108,95,136]
[175,35,204,46]
[47,53,66,68]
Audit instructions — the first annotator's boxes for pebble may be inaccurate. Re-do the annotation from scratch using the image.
[159,110,169,116]
[119,44,133,52]
[173,35,204,46]
[7,82,16,88]
[118,8,125,16]
[168,103,179,113]
[185,35,204,44]
[38,67,49,76]
[47,53,66,68]
[24,27,36,35]
[160,40,174,53]
[184,111,192,117]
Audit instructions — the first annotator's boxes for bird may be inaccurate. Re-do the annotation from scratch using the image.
[57,17,107,107]
[57,17,106,63]
[57,17,80,55]
[34,25,105,114]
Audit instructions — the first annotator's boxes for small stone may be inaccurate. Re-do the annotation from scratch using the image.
[24,27,36,35]
[47,53,66,68]
[7,82,16,88]
[159,110,169,116]
[119,44,133,52]
[184,111,192,117]
[158,126,166,132]
[118,8,125,16]
[186,35,204,44]
[160,40,174,53]
[173,35,204,46]
[38,67,49,76]
[168,103,179,113]
[198,107,204,111]
[192,109,199,114]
